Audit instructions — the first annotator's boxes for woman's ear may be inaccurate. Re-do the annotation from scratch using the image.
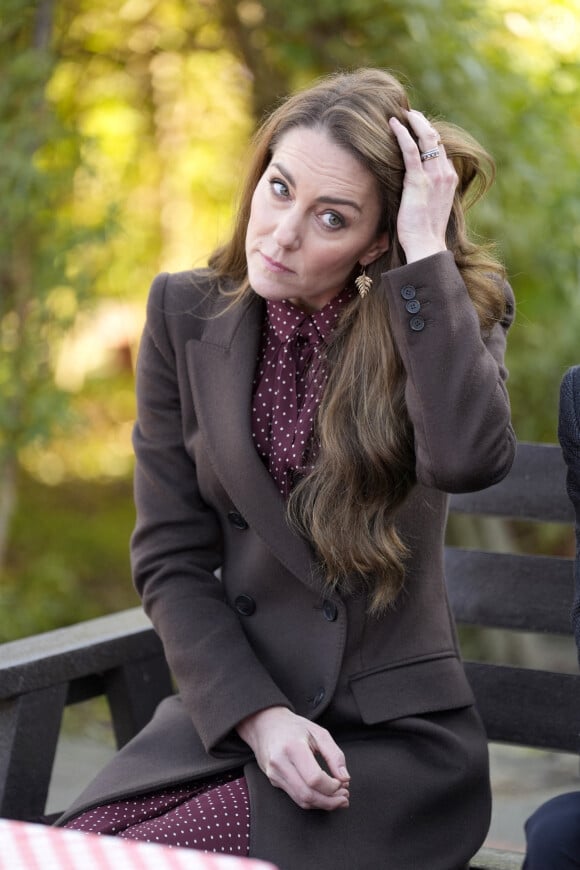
[359,231,390,266]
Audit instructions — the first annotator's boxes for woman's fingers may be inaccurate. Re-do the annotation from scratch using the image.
[307,723,350,784]
[406,109,444,160]
[272,744,350,810]
[268,729,349,809]
[388,110,458,262]
[236,707,350,811]
[388,114,422,168]
[293,736,348,795]
[389,110,453,178]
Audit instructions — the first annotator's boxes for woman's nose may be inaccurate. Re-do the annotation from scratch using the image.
[272,212,301,250]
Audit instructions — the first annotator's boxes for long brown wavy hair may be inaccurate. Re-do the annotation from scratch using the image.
[209,68,507,613]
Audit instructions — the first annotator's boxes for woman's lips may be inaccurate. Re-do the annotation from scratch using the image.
[260,252,294,274]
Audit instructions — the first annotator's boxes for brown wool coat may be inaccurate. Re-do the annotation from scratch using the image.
[59,252,516,870]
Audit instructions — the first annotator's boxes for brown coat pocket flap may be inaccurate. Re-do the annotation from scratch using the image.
[349,654,475,725]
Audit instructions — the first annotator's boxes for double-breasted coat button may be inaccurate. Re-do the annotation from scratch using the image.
[322,599,338,621]
[234,594,256,616]
[227,511,248,530]
[401,284,416,300]
[311,687,326,708]
[409,315,425,332]
[405,299,421,314]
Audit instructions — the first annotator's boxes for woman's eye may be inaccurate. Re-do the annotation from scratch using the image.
[321,212,344,229]
[270,179,289,197]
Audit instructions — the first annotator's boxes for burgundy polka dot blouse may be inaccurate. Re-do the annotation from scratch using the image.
[252,288,353,497]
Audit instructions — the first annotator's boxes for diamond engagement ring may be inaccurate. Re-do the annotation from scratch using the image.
[420,148,440,162]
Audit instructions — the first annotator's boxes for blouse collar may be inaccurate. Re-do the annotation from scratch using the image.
[265,287,354,345]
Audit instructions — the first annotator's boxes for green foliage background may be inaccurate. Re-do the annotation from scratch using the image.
[1,0,579,640]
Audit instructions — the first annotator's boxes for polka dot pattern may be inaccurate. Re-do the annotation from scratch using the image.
[252,289,353,497]
[63,772,250,855]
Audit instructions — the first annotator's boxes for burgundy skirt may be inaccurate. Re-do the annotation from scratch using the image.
[63,771,250,855]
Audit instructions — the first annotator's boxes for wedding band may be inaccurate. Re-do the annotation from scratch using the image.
[420,148,440,162]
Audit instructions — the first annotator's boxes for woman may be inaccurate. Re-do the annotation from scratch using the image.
[60,68,515,869]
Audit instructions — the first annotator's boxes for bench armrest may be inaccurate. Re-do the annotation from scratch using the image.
[0,608,174,820]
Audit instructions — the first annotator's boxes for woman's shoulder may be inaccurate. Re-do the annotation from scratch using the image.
[142,268,240,359]
[146,268,228,318]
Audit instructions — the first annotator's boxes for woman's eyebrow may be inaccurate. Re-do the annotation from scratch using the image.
[271,161,362,212]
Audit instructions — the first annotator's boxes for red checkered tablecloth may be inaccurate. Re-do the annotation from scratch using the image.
[0,819,279,870]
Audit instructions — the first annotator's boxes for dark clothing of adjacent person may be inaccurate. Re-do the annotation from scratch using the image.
[560,366,580,659]
[524,793,580,870]
[523,365,580,870]
[59,252,515,870]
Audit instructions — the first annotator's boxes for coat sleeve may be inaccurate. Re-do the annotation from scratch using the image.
[382,250,516,493]
[131,273,292,757]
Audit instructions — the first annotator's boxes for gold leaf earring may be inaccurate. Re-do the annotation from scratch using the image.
[355,267,372,299]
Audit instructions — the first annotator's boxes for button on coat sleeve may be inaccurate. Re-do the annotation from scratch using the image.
[131,273,291,755]
[382,251,516,493]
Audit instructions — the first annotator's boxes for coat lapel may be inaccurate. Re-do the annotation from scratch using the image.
[185,293,320,590]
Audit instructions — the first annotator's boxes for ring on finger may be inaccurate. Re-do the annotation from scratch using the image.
[420,147,440,162]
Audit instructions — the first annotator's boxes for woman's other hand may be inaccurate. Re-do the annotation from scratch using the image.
[236,706,350,811]
[389,110,458,263]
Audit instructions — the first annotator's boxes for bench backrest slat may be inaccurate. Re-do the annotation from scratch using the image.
[445,549,574,634]
[464,662,580,752]
[445,439,578,757]
[450,442,572,522]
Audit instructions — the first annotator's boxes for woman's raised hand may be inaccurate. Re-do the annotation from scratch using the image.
[389,109,458,264]
[236,706,350,811]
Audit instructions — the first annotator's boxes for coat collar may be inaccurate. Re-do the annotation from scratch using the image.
[185,291,322,592]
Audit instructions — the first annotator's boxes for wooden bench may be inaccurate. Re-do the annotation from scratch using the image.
[0,441,578,870]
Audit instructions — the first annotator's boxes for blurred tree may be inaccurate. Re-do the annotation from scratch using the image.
[0,0,251,571]
[0,0,100,568]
